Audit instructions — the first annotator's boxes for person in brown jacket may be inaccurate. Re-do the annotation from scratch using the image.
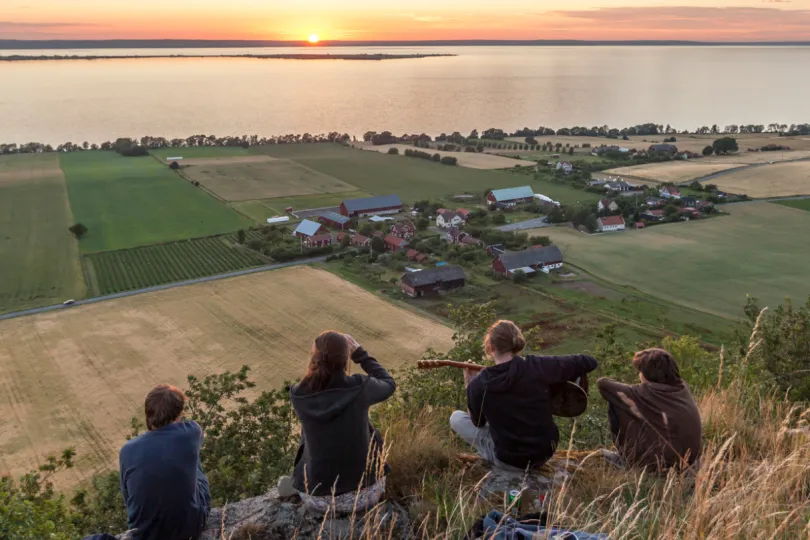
[597,348,702,471]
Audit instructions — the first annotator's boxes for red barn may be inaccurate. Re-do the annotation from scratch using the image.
[339,194,403,218]
[486,186,535,206]
[318,211,352,230]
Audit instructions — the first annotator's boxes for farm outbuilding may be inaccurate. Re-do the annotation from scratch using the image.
[401,265,466,297]
[340,194,403,218]
[492,245,564,278]
[390,220,416,239]
[486,186,535,206]
[384,235,409,253]
[304,234,333,248]
[292,219,328,238]
[598,215,626,232]
[318,211,352,230]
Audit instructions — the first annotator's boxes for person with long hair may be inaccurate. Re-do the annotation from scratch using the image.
[287,331,395,513]
[597,348,702,470]
[450,320,598,470]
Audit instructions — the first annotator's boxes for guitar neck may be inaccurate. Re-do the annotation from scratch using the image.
[418,360,486,372]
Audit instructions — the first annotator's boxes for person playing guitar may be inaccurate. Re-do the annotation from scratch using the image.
[448,320,598,471]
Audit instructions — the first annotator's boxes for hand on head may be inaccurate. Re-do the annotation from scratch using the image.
[343,333,360,354]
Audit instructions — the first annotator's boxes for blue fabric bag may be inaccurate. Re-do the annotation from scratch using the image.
[482,510,609,540]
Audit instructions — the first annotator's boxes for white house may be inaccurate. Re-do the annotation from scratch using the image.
[659,186,682,199]
[436,210,465,229]
[598,215,626,232]
[555,161,573,175]
[597,199,619,213]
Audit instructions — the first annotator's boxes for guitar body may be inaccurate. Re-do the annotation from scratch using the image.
[417,360,590,418]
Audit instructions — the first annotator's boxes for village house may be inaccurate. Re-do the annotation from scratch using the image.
[696,200,715,212]
[486,244,506,256]
[292,219,329,238]
[339,194,403,218]
[459,235,483,247]
[351,234,371,247]
[641,209,666,222]
[456,208,471,219]
[304,233,333,248]
[406,249,428,264]
[649,143,679,155]
[591,145,629,157]
[486,186,535,207]
[645,197,664,208]
[436,210,465,229]
[372,230,385,238]
[589,179,609,188]
[680,196,698,208]
[598,198,619,213]
[492,245,564,278]
[390,220,416,239]
[384,235,409,253]
[605,181,634,192]
[400,265,466,297]
[556,161,573,175]
[318,211,352,230]
[679,207,702,220]
[598,215,626,232]
[659,186,682,199]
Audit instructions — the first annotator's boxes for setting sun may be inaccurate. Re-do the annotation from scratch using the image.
[308,34,319,44]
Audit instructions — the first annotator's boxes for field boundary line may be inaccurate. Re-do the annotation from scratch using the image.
[0,256,327,322]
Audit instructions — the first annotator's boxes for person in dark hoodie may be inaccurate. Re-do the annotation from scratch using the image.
[597,348,702,471]
[450,320,598,470]
[288,331,395,514]
[118,385,210,540]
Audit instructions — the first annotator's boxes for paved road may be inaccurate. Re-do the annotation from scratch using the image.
[496,217,551,231]
[0,256,328,322]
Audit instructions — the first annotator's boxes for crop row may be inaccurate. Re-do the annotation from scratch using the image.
[86,237,265,295]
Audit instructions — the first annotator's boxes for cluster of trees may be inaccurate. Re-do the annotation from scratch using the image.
[0,132,355,155]
[402,148,457,165]
[68,223,88,239]
[238,225,334,261]
[712,137,739,155]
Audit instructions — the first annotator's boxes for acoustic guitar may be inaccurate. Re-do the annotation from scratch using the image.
[416,359,589,418]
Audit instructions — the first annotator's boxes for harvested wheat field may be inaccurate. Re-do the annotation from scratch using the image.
[0,266,453,488]
[605,161,745,183]
[182,155,357,201]
[707,161,810,197]
[354,143,537,169]
[703,150,810,165]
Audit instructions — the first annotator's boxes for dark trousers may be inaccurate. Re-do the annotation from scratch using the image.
[608,403,621,443]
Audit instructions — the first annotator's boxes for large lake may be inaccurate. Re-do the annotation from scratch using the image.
[2,46,809,145]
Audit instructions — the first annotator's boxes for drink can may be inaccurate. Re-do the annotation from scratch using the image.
[508,489,521,506]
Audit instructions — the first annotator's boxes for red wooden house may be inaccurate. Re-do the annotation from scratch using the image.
[384,235,409,253]
[390,220,416,239]
[304,234,333,248]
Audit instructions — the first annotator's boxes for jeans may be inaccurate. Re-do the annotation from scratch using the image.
[450,411,526,472]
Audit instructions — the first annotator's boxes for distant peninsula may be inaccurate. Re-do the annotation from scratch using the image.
[0,53,455,62]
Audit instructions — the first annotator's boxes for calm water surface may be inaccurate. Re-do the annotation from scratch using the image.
[1,46,809,144]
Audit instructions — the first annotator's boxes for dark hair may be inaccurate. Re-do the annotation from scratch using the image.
[633,348,681,385]
[484,320,526,356]
[300,331,349,392]
[145,385,186,431]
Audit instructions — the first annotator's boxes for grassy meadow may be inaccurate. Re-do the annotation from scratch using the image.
[531,202,810,319]
[254,143,598,206]
[149,146,252,160]
[180,155,358,201]
[60,152,253,252]
[773,198,810,212]
[0,266,453,487]
[0,154,85,313]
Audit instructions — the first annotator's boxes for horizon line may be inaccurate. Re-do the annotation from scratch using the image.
[3,38,810,49]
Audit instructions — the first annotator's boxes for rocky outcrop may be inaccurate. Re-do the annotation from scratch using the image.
[118,489,409,540]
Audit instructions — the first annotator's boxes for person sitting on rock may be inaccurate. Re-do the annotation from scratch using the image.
[450,320,598,471]
[119,385,211,540]
[597,348,702,471]
[287,331,395,514]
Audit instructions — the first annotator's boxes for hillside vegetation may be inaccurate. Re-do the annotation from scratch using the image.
[4,295,810,539]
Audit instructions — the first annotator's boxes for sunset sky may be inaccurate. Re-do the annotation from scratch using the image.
[2,0,810,41]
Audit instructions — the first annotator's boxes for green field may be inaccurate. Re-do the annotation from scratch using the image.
[532,202,810,319]
[150,147,252,160]
[253,144,598,206]
[0,154,85,313]
[60,152,253,252]
[84,236,265,295]
[773,198,810,212]
[230,191,373,222]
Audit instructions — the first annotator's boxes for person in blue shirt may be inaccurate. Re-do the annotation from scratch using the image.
[119,385,211,540]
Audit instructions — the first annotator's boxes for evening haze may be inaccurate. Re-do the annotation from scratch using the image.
[3,0,810,41]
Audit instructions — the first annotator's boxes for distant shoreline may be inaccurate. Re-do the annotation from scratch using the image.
[0,53,455,62]
[2,39,810,50]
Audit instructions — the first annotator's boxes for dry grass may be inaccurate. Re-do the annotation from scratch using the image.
[0,266,453,488]
[703,150,810,165]
[352,142,537,170]
[708,161,810,198]
[604,161,745,183]
[181,155,357,201]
